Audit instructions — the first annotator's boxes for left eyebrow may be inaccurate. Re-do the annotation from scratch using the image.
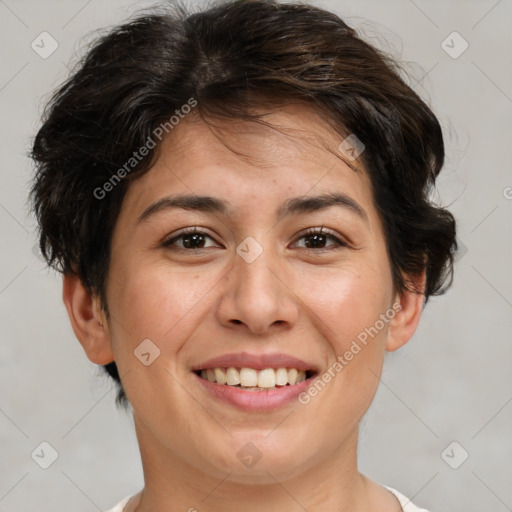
[136,192,369,225]
[137,194,231,225]
[276,192,369,224]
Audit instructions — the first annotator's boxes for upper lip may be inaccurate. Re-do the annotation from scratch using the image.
[191,351,319,372]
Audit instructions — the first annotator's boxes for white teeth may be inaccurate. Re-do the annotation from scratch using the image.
[198,367,311,388]
[276,368,288,386]
[288,368,298,385]
[226,367,240,386]
[258,368,276,388]
[239,368,258,387]
[214,368,227,384]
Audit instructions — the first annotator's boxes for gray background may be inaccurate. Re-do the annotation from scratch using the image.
[1,0,511,510]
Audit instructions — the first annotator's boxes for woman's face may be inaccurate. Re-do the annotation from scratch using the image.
[103,105,402,482]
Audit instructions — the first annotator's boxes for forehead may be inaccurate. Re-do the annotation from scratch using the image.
[119,104,376,227]
[158,104,362,173]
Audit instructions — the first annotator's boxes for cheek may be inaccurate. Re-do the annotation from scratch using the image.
[105,263,213,405]
[107,262,227,386]
[297,262,392,351]
[107,261,222,358]
[316,265,393,398]
[297,262,393,416]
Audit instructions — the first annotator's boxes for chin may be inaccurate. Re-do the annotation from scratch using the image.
[202,440,311,484]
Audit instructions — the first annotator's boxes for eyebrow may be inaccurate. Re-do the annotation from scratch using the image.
[136,192,369,225]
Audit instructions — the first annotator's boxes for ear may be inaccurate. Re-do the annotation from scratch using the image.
[386,269,426,352]
[62,273,114,365]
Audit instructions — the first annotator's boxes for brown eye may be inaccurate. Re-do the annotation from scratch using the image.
[162,228,219,250]
[294,228,347,251]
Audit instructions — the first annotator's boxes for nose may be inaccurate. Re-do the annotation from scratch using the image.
[216,242,300,335]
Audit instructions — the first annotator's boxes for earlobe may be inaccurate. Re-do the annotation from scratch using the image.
[62,273,115,365]
[385,270,426,352]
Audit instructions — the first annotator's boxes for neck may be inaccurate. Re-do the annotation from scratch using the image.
[127,414,393,512]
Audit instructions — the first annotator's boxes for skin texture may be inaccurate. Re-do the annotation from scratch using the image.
[63,104,425,511]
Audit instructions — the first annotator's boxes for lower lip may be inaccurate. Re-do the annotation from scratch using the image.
[193,372,316,411]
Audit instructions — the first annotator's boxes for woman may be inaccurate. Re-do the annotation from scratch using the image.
[29,0,457,510]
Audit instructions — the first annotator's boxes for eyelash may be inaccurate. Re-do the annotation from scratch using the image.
[162,226,348,253]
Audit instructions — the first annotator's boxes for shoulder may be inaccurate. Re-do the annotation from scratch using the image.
[105,488,431,511]
[384,485,432,512]
[103,495,132,512]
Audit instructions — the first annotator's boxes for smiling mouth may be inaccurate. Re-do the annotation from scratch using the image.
[194,367,317,391]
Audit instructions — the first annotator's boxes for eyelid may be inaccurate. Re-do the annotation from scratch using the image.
[162,226,221,248]
[296,225,336,239]
[162,225,348,252]
[292,226,348,248]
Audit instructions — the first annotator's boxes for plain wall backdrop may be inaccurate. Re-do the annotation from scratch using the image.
[0,0,511,511]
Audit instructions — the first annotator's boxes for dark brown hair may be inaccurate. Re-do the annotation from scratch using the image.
[29,0,458,408]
